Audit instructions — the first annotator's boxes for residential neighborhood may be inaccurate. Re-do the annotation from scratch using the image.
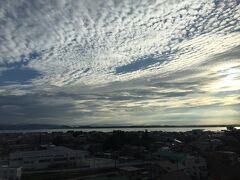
[0,128,239,180]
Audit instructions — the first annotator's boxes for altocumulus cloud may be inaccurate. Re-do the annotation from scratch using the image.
[0,0,239,125]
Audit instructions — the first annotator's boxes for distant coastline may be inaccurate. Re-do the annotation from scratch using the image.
[0,124,239,131]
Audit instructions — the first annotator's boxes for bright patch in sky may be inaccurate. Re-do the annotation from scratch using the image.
[0,0,239,125]
[214,68,240,91]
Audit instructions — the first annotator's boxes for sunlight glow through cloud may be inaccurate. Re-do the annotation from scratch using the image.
[0,0,239,125]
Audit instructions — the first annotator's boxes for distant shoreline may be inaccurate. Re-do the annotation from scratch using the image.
[74,125,240,128]
[0,124,239,131]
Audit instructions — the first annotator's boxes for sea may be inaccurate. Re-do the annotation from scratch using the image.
[0,126,240,133]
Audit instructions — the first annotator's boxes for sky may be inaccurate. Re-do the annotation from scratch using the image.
[0,0,239,126]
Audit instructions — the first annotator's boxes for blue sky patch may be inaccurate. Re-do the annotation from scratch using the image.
[0,67,41,85]
[115,51,175,74]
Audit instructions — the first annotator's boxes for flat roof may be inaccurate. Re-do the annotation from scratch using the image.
[119,166,141,172]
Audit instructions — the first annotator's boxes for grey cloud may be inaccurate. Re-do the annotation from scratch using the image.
[0,0,239,125]
[0,94,94,124]
[216,45,240,58]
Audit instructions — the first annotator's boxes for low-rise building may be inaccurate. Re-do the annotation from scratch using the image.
[212,151,238,164]
[0,166,21,180]
[9,146,88,170]
[119,166,143,180]
[158,170,191,180]
[154,148,208,179]
[157,160,185,172]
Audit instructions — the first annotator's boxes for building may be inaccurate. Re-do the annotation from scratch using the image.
[211,151,238,164]
[0,166,21,180]
[190,140,211,151]
[157,160,185,173]
[184,156,208,179]
[9,146,88,170]
[119,166,143,180]
[191,129,204,136]
[158,170,191,180]
[154,148,208,179]
[154,147,187,162]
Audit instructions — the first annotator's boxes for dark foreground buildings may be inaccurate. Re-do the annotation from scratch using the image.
[0,128,240,180]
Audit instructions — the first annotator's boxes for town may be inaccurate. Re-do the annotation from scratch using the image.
[0,127,240,180]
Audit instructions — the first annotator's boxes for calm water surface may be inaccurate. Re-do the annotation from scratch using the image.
[0,127,239,133]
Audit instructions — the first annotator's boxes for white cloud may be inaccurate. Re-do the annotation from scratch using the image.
[0,0,239,87]
[0,0,240,125]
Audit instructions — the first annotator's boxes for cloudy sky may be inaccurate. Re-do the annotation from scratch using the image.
[0,0,239,125]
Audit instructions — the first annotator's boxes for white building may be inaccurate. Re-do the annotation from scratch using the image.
[0,166,21,180]
[9,146,88,170]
